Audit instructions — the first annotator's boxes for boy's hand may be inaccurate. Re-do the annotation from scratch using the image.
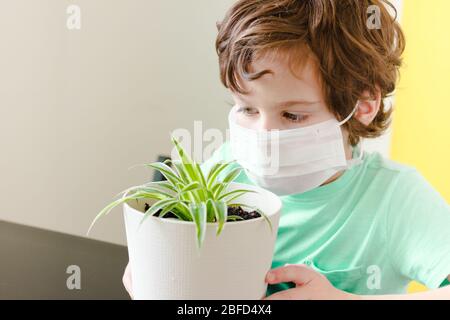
[123,261,358,300]
[263,264,359,300]
[122,262,133,299]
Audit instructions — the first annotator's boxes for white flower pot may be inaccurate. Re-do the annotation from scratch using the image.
[123,182,282,300]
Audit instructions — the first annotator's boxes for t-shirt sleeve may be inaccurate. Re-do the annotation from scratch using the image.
[386,169,450,289]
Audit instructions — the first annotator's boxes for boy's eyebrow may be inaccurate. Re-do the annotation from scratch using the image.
[275,100,321,107]
[234,96,321,108]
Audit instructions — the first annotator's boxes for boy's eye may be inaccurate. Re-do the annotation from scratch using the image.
[282,112,308,123]
[237,107,259,116]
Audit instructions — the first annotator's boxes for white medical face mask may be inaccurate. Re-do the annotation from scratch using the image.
[228,103,363,196]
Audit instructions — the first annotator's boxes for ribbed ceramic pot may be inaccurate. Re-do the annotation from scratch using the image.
[123,182,282,300]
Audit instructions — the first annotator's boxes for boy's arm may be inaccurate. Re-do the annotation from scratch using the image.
[386,170,450,290]
[264,266,450,300]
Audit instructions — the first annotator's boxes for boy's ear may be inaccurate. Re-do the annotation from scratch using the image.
[354,89,382,126]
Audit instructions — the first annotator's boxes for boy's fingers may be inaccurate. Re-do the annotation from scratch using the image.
[263,287,308,300]
[265,264,318,286]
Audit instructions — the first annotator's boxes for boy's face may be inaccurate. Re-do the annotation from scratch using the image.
[230,53,338,132]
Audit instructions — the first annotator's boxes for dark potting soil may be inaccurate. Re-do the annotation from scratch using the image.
[227,206,261,221]
[143,203,261,221]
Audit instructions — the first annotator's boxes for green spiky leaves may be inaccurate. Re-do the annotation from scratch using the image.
[89,137,270,248]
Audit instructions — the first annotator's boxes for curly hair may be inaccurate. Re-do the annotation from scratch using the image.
[216,0,405,145]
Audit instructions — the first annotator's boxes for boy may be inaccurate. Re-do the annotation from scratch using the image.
[124,0,450,299]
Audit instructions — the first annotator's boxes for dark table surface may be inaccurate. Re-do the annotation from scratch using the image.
[0,220,129,299]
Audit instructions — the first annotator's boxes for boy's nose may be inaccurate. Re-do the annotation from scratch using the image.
[256,114,280,131]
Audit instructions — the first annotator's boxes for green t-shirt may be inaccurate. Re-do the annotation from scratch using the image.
[201,142,450,295]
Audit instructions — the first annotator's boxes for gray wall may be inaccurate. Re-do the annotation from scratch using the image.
[0,0,235,245]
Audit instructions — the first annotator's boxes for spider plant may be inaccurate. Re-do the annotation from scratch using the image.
[89,137,272,248]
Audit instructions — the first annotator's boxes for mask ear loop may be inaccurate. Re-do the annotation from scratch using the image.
[338,101,360,126]
[339,101,364,167]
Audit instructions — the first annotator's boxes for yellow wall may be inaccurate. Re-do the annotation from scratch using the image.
[391,0,450,292]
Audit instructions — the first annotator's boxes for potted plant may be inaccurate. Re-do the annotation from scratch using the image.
[89,137,282,299]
